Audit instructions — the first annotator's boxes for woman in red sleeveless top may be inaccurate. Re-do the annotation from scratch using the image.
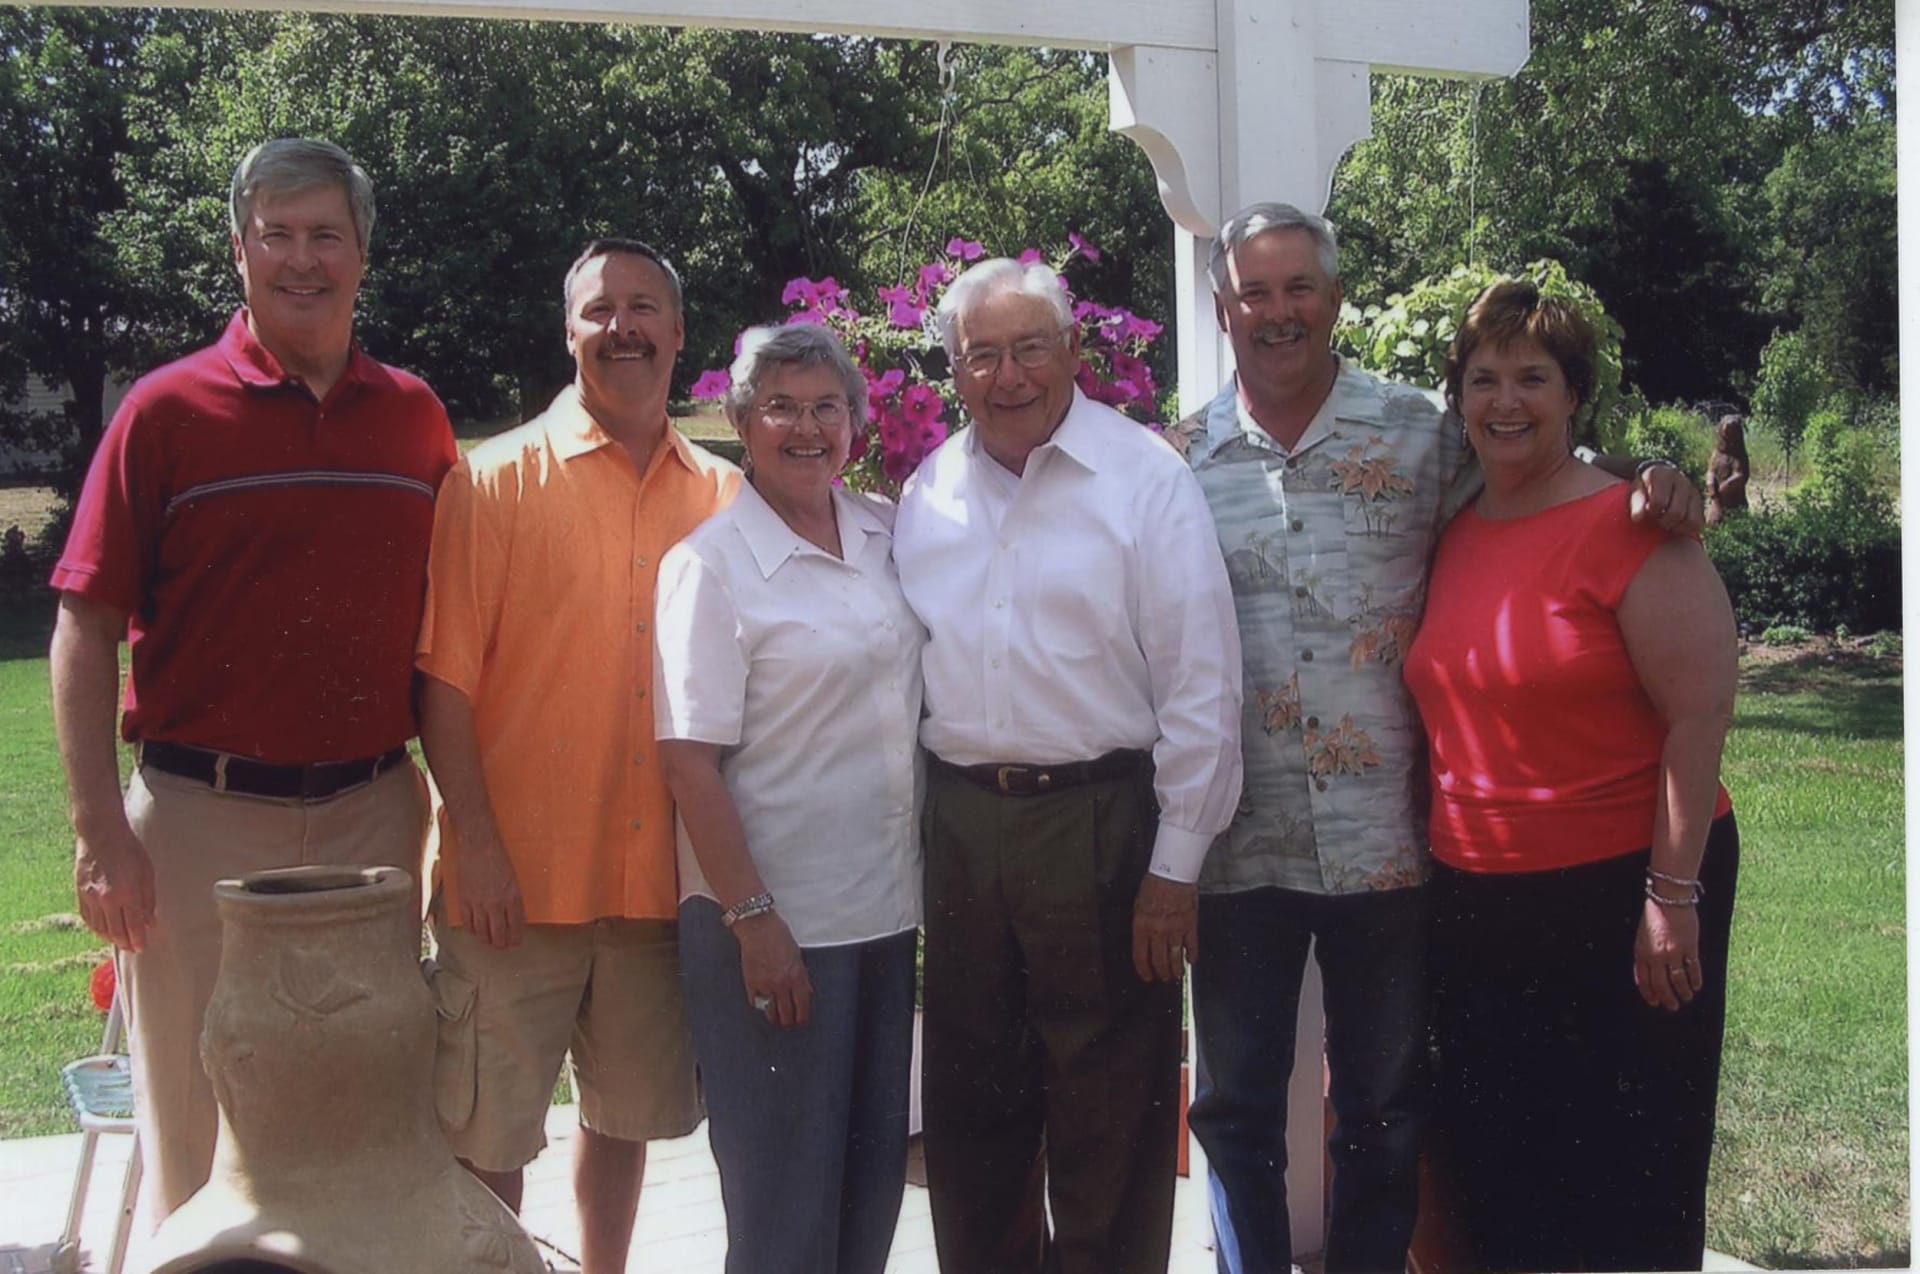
[1402,282,1740,1272]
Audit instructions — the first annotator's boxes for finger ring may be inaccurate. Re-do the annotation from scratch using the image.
[753,996,772,1012]
[1666,965,1683,975]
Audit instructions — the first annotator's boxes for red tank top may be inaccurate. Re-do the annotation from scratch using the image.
[1402,484,1732,873]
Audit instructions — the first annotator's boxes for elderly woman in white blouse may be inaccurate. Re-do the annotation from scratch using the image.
[655,323,925,1274]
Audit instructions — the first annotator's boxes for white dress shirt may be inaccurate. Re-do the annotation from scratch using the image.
[893,389,1244,883]
[654,482,925,947]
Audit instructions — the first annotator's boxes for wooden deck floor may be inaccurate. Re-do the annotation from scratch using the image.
[0,1104,1223,1273]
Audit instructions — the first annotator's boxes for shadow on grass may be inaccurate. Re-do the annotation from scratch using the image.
[1758,1245,1912,1270]
[0,590,54,663]
[1738,652,1904,742]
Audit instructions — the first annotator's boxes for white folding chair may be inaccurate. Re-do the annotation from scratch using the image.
[52,975,142,1274]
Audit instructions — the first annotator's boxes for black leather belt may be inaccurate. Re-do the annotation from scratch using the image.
[936,748,1148,797]
[140,740,410,801]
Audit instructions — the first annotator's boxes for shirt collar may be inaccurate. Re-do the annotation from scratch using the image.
[1194,355,1377,464]
[218,308,386,399]
[961,387,1105,477]
[735,481,890,580]
[543,385,706,479]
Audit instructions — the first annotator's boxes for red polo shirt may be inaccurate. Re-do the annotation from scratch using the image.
[53,310,457,764]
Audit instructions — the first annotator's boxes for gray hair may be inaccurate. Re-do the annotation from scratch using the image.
[562,238,685,318]
[230,139,375,251]
[723,324,870,435]
[1208,202,1340,294]
[933,258,1075,358]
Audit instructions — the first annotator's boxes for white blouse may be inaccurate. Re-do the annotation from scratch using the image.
[654,482,925,947]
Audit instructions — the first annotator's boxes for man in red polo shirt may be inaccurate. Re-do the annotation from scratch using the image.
[49,137,456,1222]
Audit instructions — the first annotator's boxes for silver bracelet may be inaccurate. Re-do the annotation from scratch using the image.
[721,892,776,928]
[1645,876,1702,908]
[1648,867,1704,893]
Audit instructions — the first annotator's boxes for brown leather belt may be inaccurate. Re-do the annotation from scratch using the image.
[935,748,1149,797]
[140,740,409,801]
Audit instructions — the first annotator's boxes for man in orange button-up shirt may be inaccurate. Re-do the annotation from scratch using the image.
[417,238,738,1274]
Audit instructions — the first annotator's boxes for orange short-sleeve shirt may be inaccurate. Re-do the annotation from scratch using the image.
[418,387,739,924]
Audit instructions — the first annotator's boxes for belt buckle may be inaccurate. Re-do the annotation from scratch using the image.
[996,764,1019,794]
[299,763,332,801]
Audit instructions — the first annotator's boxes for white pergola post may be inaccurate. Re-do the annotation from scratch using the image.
[21,0,1530,1257]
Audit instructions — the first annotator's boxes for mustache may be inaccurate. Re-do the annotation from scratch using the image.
[598,339,657,358]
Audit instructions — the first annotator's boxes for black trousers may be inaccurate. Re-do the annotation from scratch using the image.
[1426,814,1741,1273]
[920,759,1181,1274]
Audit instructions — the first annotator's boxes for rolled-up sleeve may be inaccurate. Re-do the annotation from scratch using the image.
[1135,462,1244,882]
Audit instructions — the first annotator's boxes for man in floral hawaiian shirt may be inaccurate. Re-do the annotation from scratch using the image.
[1168,202,1702,1274]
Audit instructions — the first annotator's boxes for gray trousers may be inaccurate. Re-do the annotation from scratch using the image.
[921,759,1181,1274]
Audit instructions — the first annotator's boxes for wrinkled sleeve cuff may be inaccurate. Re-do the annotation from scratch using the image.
[1148,823,1214,884]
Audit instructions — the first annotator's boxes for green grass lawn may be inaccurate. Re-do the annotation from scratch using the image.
[0,589,1905,1267]
[1706,654,1909,1267]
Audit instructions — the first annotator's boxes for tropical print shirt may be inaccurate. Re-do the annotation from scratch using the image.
[1168,359,1479,896]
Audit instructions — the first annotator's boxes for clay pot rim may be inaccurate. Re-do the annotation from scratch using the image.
[213,865,413,922]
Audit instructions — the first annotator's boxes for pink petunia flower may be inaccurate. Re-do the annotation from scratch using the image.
[1067,231,1102,263]
[689,369,732,400]
[915,262,955,302]
[1016,248,1044,266]
[877,284,927,329]
[946,238,986,262]
[865,367,906,402]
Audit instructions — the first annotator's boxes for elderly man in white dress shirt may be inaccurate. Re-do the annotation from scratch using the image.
[893,257,1244,1274]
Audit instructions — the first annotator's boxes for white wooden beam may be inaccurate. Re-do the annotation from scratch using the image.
[25,0,1531,78]
[28,0,1214,50]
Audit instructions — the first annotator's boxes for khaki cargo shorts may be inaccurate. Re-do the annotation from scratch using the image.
[428,912,703,1171]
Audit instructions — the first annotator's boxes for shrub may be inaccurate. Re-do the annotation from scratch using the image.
[1707,486,1901,634]
[1758,623,1812,646]
[1868,631,1903,659]
[1624,404,1709,489]
[1335,259,1626,451]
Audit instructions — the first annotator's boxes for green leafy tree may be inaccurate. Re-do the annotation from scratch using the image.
[1759,119,1896,393]
[1577,159,1768,404]
[0,7,234,503]
[850,46,1172,393]
[1750,327,1827,458]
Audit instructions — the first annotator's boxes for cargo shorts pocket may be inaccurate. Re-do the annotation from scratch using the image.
[422,957,478,1132]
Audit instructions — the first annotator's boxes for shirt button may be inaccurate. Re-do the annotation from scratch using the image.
[884,621,895,630]
[1300,649,1314,662]
[629,818,643,831]
[635,687,647,699]
[992,599,1005,609]
[1289,519,1304,532]
[635,555,647,567]
[990,658,1001,669]
[635,621,648,634]
[632,754,645,766]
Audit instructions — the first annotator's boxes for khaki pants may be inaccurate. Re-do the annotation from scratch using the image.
[121,760,430,1222]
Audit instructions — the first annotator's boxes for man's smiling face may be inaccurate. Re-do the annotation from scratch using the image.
[1215,226,1342,395]
[950,288,1081,460]
[232,183,366,365]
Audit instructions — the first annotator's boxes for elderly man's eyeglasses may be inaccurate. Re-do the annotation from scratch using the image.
[957,335,1062,378]
[756,397,851,429]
